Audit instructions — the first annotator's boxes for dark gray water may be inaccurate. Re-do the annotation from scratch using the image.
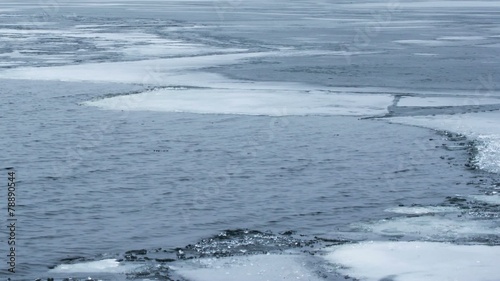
[1,1,499,280]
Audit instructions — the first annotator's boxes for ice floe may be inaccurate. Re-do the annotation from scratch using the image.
[84,88,393,116]
[49,259,141,274]
[325,241,500,281]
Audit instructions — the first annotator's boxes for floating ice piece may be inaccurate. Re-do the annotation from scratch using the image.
[384,206,459,215]
[173,254,322,281]
[49,259,140,274]
[84,88,393,116]
[325,241,500,281]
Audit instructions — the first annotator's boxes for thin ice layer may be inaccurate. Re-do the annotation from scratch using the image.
[398,96,500,107]
[173,254,322,281]
[325,241,500,281]
[389,111,500,173]
[384,206,459,215]
[359,216,500,239]
[84,88,393,116]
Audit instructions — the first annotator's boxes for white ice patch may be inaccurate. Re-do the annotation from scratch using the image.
[84,88,393,116]
[173,254,322,281]
[384,206,458,215]
[49,259,141,274]
[438,36,486,41]
[0,52,269,84]
[325,241,500,281]
[359,216,500,239]
[390,111,500,174]
[398,96,500,107]
[472,195,500,206]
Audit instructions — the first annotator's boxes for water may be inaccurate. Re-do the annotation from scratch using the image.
[1,1,499,280]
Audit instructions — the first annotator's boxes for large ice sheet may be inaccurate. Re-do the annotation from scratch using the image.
[84,88,393,116]
[389,111,500,173]
[173,254,322,281]
[325,241,500,281]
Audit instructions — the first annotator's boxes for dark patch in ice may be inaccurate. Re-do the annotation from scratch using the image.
[176,229,319,259]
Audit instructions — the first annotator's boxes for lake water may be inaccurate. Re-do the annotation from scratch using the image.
[1,1,499,281]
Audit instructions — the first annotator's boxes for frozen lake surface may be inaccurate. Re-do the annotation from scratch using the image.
[1,1,499,280]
